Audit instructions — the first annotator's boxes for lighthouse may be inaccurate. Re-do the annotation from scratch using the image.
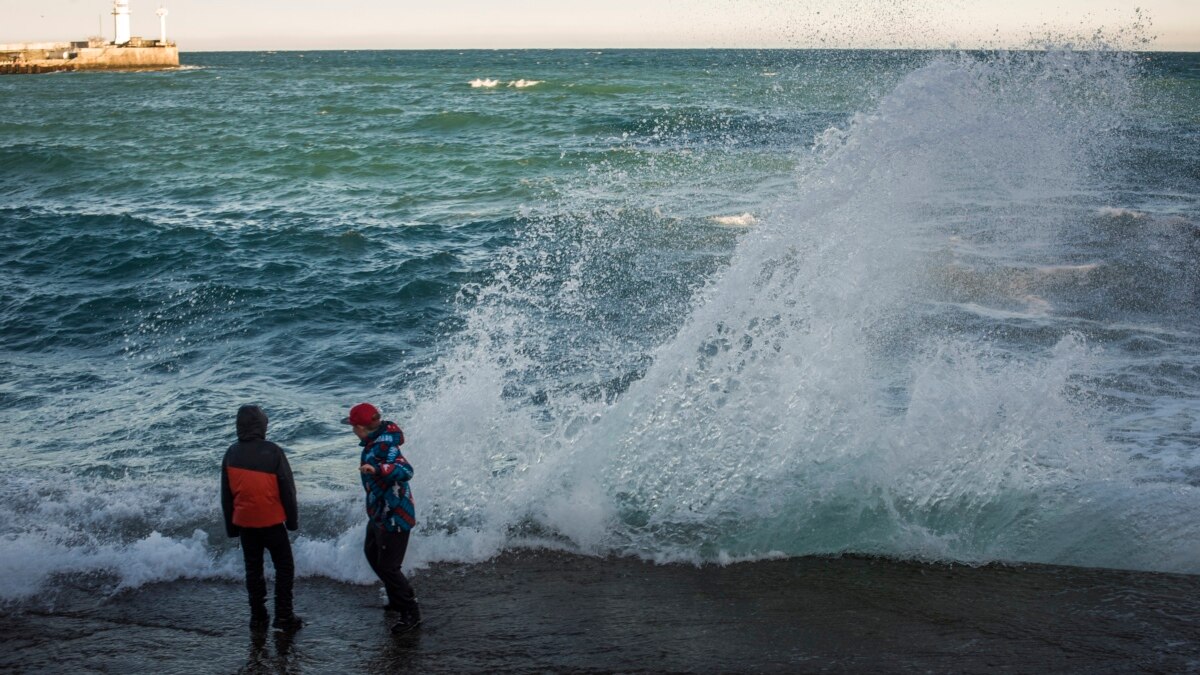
[156,6,169,44]
[112,0,131,45]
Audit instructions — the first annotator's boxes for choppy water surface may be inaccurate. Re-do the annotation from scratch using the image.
[1,49,1198,600]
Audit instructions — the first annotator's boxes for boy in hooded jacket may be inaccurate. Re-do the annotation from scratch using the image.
[220,404,303,631]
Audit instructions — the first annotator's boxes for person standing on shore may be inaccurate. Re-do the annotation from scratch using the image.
[220,404,304,631]
[343,402,421,634]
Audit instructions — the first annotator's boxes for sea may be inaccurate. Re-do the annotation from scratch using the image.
[2,48,1199,671]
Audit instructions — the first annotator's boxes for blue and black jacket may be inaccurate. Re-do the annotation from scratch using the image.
[360,421,416,532]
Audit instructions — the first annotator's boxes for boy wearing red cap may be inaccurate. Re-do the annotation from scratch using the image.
[343,402,421,634]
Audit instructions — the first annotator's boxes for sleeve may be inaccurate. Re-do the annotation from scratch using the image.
[377,434,414,484]
[276,447,299,532]
[220,453,240,538]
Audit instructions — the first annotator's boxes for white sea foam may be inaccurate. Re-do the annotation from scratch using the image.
[0,518,507,601]
[0,476,508,601]
[1096,206,1148,219]
[0,527,240,601]
[469,78,541,89]
[710,213,757,227]
[1034,263,1100,275]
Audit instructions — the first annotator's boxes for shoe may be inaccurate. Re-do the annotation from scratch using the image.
[272,614,305,631]
[390,616,421,635]
[390,603,421,635]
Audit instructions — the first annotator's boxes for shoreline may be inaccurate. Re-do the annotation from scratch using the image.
[3,551,1198,673]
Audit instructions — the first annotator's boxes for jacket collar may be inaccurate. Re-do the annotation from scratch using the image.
[360,421,391,447]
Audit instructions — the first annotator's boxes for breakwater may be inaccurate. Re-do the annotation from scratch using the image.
[0,41,178,74]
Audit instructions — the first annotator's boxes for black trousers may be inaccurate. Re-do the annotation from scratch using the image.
[240,523,295,617]
[364,523,417,611]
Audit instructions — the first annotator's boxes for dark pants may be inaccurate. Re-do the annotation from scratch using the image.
[240,523,295,618]
[364,523,416,611]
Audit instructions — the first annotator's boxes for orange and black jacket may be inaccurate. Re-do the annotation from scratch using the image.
[220,406,298,537]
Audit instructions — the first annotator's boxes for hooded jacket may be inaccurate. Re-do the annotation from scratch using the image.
[220,405,299,537]
[359,421,415,532]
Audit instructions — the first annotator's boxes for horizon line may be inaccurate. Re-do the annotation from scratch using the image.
[172,45,1200,54]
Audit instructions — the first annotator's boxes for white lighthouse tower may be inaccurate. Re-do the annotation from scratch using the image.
[112,0,131,45]
[156,6,169,44]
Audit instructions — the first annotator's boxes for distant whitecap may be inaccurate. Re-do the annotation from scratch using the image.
[710,213,757,227]
[1096,206,1147,219]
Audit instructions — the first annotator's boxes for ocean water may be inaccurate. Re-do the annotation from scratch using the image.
[1,48,1199,603]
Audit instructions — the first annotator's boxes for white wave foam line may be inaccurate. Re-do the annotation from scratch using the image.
[1034,263,1100,274]
[0,525,486,602]
[1096,206,1147,219]
[710,213,757,227]
[0,477,222,601]
[469,78,499,88]
[0,529,241,601]
[507,79,543,88]
[0,473,524,601]
[0,525,517,602]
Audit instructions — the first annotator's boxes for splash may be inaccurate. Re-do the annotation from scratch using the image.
[406,48,1200,573]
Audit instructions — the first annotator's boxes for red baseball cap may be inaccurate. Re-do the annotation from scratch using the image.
[341,402,380,426]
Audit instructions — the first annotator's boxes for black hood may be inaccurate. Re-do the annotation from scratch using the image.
[236,405,268,441]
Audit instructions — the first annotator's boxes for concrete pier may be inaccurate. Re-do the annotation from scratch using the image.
[0,40,179,75]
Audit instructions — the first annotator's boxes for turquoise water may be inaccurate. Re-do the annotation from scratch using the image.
[1,49,1199,599]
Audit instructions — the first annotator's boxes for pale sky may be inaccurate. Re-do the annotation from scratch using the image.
[2,0,1197,51]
